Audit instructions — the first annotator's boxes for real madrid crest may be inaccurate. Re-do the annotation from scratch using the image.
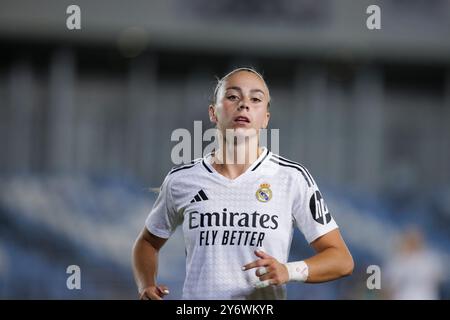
[256,183,272,203]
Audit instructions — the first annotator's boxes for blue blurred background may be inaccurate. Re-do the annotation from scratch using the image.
[0,0,449,299]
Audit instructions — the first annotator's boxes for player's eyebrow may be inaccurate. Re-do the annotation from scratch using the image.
[225,86,266,96]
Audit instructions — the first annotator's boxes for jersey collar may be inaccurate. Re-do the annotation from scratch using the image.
[201,147,270,177]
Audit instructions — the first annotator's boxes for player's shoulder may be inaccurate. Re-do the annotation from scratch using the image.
[166,158,204,179]
[155,158,204,194]
[267,152,316,187]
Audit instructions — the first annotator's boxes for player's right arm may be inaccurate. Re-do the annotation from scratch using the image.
[132,228,169,300]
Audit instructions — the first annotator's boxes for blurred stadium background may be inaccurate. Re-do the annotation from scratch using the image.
[0,0,449,299]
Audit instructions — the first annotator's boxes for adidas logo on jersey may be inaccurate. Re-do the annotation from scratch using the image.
[190,189,209,203]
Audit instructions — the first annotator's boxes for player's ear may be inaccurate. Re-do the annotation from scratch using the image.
[263,111,270,129]
[209,104,218,124]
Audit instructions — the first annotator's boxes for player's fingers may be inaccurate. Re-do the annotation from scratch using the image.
[157,285,170,296]
[242,258,270,271]
[140,291,161,300]
[254,249,273,260]
[147,291,163,300]
[140,287,164,300]
[258,271,275,282]
[253,279,275,289]
[256,266,269,277]
[139,292,150,300]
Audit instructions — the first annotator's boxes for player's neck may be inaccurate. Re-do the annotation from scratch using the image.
[212,136,262,180]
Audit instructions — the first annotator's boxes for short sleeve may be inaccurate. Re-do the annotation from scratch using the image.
[292,173,338,244]
[145,174,182,239]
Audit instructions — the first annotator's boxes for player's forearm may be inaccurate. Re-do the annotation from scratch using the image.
[132,237,159,292]
[304,246,354,283]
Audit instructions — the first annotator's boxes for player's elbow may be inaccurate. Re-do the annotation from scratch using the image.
[339,252,354,277]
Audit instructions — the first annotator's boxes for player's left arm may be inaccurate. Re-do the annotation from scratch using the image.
[243,229,353,286]
[303,228,354,282]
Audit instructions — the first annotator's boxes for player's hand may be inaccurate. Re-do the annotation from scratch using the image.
[139,285,170,300]
[242,249,289,289]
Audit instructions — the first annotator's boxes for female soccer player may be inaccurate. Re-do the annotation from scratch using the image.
[132,67,354,300]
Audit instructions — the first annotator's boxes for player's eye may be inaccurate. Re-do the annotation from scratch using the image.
[251,97,262,103]
[227,95,239,101]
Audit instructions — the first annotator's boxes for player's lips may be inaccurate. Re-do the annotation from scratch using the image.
[234,116,250,123]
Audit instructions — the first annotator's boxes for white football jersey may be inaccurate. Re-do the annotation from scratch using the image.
[145,147,338,300]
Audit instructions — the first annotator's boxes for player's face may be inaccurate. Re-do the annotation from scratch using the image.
[209,71,270,136]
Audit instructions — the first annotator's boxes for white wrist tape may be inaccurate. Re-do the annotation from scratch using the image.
[285,261,309,282]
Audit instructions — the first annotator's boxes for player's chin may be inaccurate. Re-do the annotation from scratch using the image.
[231,126,259,138]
